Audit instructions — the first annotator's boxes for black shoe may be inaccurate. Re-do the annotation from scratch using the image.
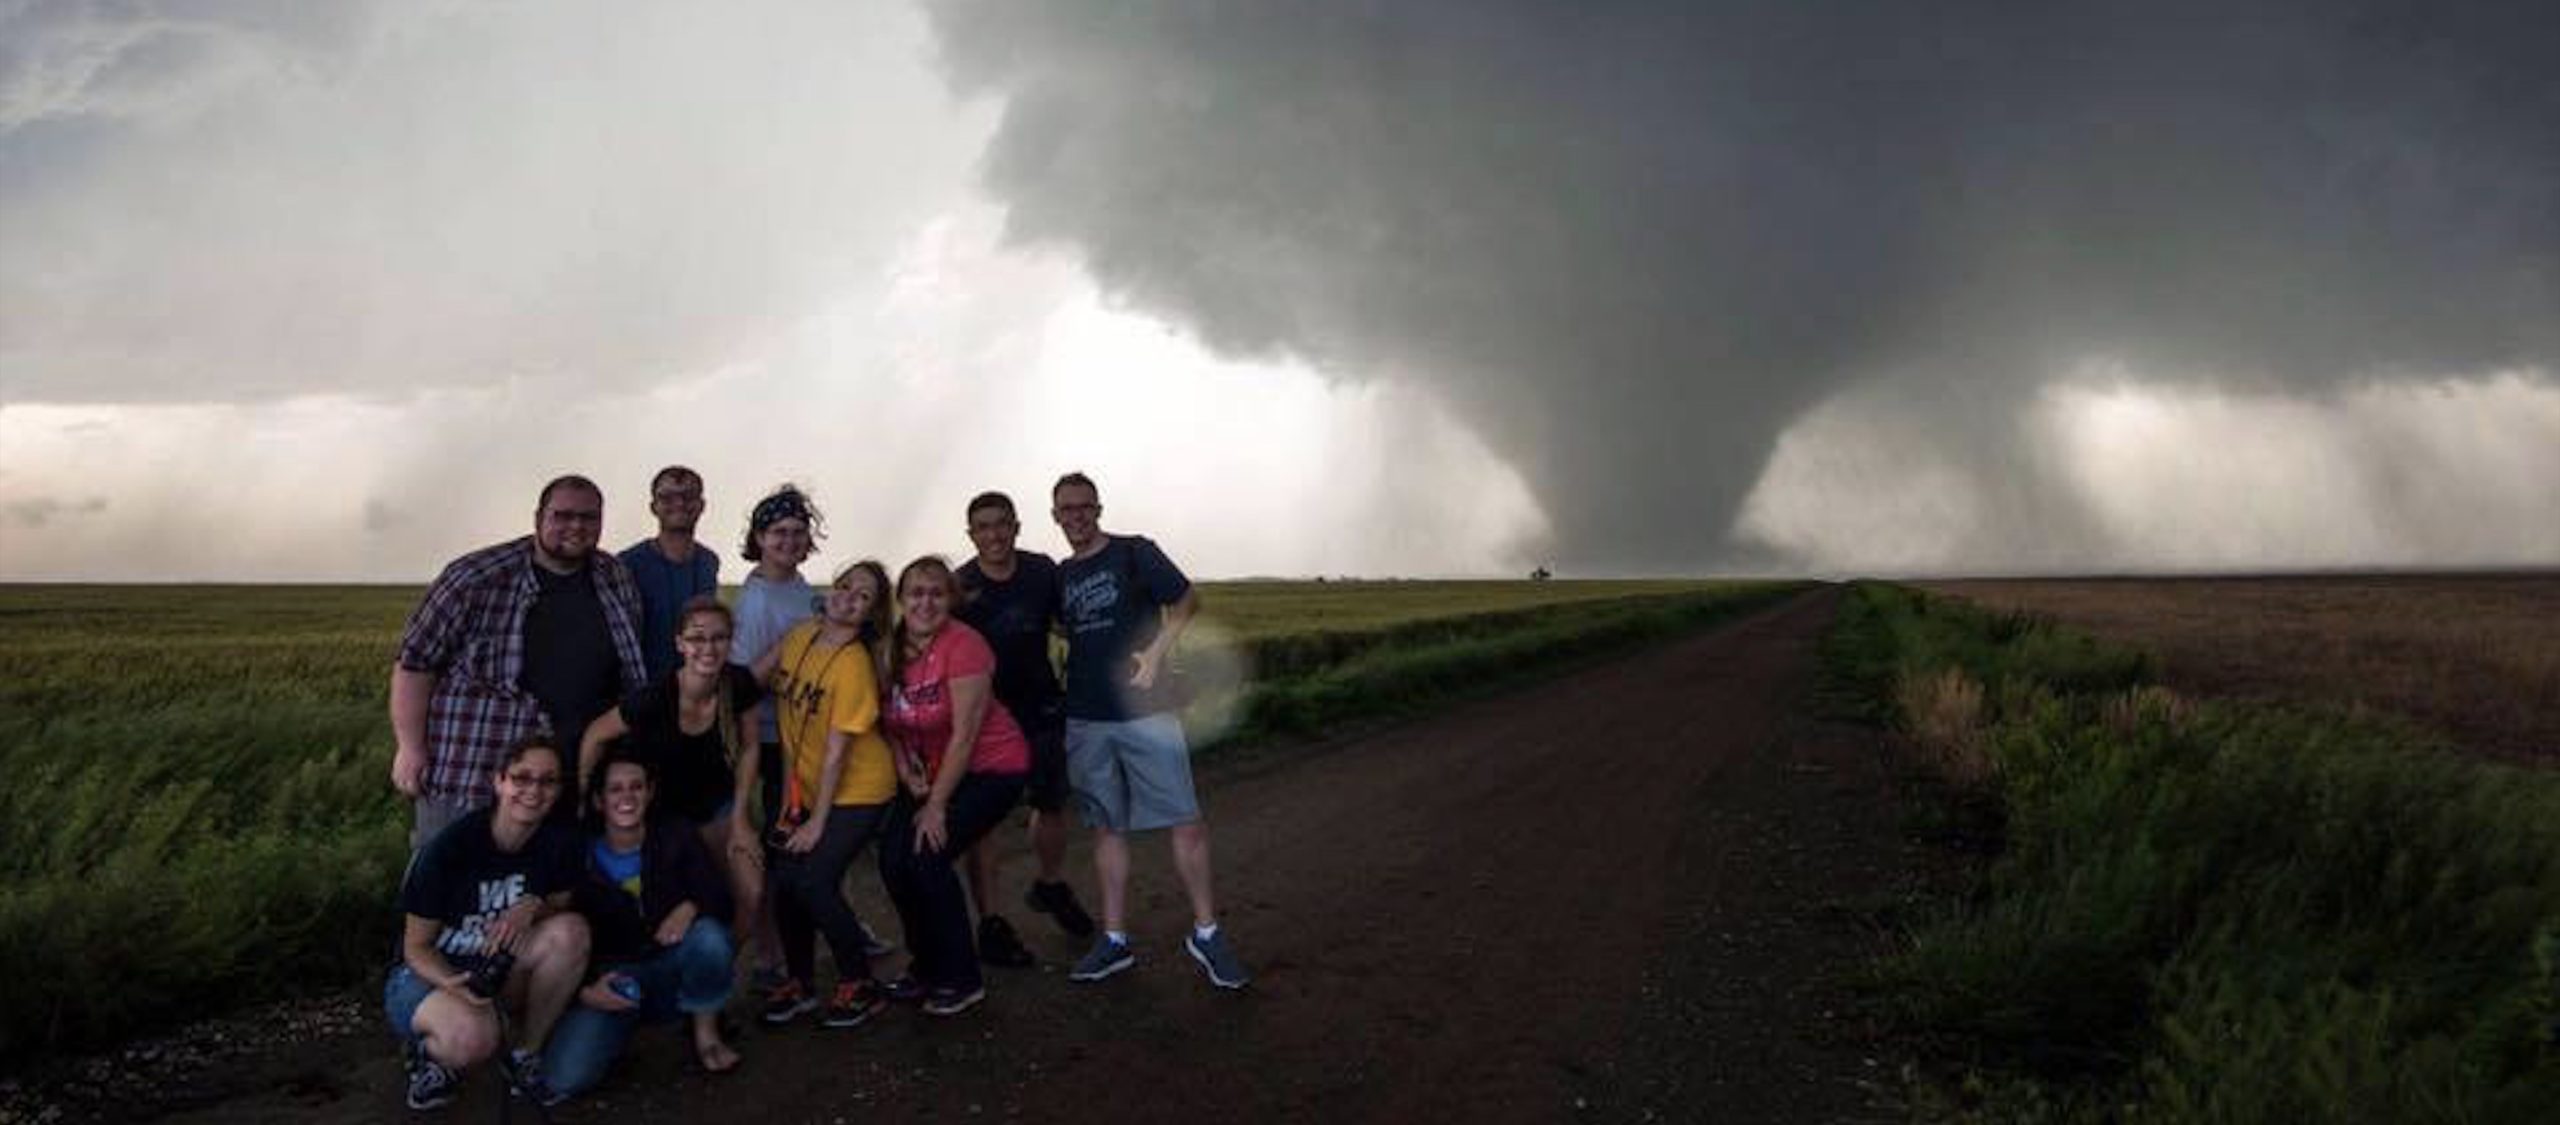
[1024,879,1096,938]
[977,914,1036,968]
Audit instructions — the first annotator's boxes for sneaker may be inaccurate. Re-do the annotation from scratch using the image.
[761,978,818,1024]
[823,979,884,1028]
[403,1048,459,1111]
[1068,934,1135,982]
[977,914,1036,968]
[1024,879,1097,937]
[921,985,985,1017]
[1186,928,1252,990]
[857,917,898,958]
[878,975,927,1003]
[747,962,790,993]
[504,1047,569,1108]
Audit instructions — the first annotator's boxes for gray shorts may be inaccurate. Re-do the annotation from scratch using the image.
[1064,714,1201,832]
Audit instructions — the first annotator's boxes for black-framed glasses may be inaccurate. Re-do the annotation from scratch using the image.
[503,772,563,790]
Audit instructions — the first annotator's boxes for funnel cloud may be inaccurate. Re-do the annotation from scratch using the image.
[924,1,2560,571]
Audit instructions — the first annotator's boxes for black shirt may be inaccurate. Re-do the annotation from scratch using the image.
[521,563,621,815]
[955,552,1064,727]
[398,809,582,970]
[615,665,767,822]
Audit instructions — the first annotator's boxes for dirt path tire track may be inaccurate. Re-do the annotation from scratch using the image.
[162,586,1916,1124]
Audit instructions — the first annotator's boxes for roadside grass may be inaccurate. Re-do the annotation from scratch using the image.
[1830,582,2560,1123]
[0,578,1796,1062]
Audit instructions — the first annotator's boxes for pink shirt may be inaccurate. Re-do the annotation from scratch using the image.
[883,621,1030,778]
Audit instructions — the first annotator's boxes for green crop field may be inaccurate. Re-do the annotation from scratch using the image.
[0,578,1799,1062]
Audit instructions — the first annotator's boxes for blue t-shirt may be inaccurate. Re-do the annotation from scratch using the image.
[618,540,721,682]
[731,571,817,744]
[955,551,1064,725]
[1056,535,1191,722]
[590,838,645,906]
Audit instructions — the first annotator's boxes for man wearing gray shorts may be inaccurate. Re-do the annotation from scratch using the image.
[1049,472,1250,989]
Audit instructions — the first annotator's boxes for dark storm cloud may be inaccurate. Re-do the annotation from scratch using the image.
[924,1,2560,570]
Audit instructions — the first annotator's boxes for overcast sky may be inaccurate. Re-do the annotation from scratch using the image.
[2,1,2553,581]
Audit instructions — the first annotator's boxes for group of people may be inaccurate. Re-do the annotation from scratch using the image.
[384,467,1248,1110]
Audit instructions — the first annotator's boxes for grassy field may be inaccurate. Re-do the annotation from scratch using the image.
[1921,574,2560,761]
[1830,582,2560,1123]
[0,577,1797,1062]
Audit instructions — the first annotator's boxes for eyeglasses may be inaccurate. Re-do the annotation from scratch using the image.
[503,772,563,790]
[679,631,734,644]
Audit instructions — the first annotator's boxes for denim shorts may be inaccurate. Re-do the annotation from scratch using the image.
[382,964,438,1045]
[1063,714,1200,832]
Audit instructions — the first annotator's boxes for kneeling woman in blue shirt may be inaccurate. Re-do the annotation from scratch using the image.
[545,750,741,1095]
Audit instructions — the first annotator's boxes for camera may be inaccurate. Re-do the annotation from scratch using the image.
[465,951,517,1000]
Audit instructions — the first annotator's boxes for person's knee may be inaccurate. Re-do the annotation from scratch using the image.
[524,912,591,968]
[680,918,735,966]
[418,1003,500,1069]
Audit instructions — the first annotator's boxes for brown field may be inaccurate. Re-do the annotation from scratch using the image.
[1919,572,2560,763]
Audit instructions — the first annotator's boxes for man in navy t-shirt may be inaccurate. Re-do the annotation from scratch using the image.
[618,465,720,683]
[1049,472,1248,990]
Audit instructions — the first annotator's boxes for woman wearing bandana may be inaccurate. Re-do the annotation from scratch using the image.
[728,486,823,988]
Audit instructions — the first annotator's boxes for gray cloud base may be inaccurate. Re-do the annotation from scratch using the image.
[924,0,2560,571]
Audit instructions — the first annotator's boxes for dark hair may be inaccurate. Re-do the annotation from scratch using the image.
[965,491,1015,521]
[741,484,824,562]
[1051,471,1097,500]
[537,474,603,511]
[586,746,655,813]
[649,465,702,494]
[888,555,957,691]
[499,734,563,772]
[677,593,733,632]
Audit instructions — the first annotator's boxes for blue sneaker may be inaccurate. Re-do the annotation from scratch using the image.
[504,1047,569,1108]
[1185,928,1251,990]
[403,1047,458,1111]
[1068,935,1135,982]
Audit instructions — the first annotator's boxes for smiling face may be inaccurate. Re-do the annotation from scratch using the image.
[649,471,704,536]
[900,565,953,640]
[593,759,652,832]
[823,565,880,629]
[756,516,813,571]
[1051,481,1102,552]
[675,607,733,676]
[966,502,1020,568]
[534,484,605,567]
[491,745,564,829]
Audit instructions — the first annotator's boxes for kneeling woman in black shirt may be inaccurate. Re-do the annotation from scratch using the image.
[386,736,590,1110]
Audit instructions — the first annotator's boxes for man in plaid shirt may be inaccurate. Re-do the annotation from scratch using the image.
[390,475,649,845]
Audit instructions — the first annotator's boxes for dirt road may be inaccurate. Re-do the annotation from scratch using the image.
[157,587,1920,1124]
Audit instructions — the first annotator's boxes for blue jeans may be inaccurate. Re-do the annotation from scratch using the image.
[542,918,735,1097]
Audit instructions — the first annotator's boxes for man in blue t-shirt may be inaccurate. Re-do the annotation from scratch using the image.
[617,466,720,683]
[1049,472,1249,990]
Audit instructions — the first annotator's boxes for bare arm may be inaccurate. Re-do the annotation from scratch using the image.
[400,914,487,1008]
[578,708,629,794]
[389,667,438,797]
[1129,588,1200,690]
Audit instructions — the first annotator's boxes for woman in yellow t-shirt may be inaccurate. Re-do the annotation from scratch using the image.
[738,559,898,1029]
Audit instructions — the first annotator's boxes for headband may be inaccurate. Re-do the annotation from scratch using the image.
[750,490,813,533]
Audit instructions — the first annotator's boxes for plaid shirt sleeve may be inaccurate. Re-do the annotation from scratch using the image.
[402,538,548,805]
[595,551,651,698]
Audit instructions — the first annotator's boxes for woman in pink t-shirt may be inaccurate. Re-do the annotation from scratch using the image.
[876,556,1031,1015]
